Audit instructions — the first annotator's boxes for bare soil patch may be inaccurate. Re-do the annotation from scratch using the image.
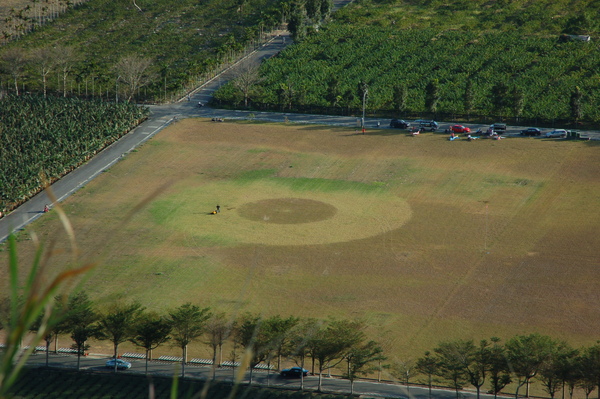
[238,198,337,224]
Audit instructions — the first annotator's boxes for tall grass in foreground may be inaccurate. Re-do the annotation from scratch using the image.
[0,193,93,397]
[0,182,170,398]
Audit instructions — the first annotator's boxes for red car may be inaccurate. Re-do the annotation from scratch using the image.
[451,125,471,133]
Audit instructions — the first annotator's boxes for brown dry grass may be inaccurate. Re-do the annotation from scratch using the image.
[2,119,599,364]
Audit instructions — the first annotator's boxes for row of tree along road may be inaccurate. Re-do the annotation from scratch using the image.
[5,292,600,399]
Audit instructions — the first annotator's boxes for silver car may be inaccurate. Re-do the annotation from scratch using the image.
[546,129,567,138]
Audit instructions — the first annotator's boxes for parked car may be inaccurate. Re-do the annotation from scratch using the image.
[491,123,507,131]
[451,125,471,133]
[105,359,132,370]
[417,120,438,131]
[280,367,309,378]
[520,128,542,136]
[546,129,567,138]
[390,119,410,129]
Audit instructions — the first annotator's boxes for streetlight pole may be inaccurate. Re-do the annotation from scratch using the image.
[361,85,368,134]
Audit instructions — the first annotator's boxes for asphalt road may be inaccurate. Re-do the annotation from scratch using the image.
[26,352,511,399]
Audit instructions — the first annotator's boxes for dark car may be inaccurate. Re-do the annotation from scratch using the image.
[390,119,410,129]
[280,367,309,378]
[520,128,542,136]
[417,120,438,132]
[491,123,507,131]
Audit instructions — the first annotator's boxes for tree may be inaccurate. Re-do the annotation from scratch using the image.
[114,55,154,102]
[232,63,262,107]
[30,296,69,367]
[306,0,321,22]
[464,340,492,399]
[505,333,556,398]
[425,79,440,114]
[511,87,524,121]
[53,45,77,97]
[97,302,144,372]
[392,84,408,115]
[491,82,509,118]
[65,292,98,371]
[309,319,365,392]
[345,340,384,394]
[169,303,211,378]
[464,79,474,119]
[31,47,59,98]
[130,312,171,375]
[236,314,281,385]
[204,312,233,380]
[288,2,308,42]
[416,351,439,399]
[578,349,597,399]
[0,48,28,95]
[433,340,471,399]
[563,12,599,35]
[278,79,295,110]
[326,78,342,107]
[488,337,511,399]
[570,86,583,123]
[559,347,582,399]
[287,318,321,391]
[319,0,333,20]
[580,344,600,399]
[267,315,299,372]
[392,358,415,389]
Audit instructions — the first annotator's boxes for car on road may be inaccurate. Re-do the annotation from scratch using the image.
[451,125,471,133]
[546,129,567,138]
[280,367,309,378]
[491,123,507,131]
[416,120,438,132]
[390,119,410,129]
[105,359,132,370]
[520,128,542,136]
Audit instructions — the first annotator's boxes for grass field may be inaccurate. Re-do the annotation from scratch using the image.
[2,119,599,365]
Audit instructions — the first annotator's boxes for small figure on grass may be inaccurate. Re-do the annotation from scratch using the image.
[216,205,220,213]
[43,204,50,213]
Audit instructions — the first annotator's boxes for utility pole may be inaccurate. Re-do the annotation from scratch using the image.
[361,83,368,134]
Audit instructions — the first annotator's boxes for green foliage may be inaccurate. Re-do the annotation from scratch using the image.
[216,0,600,122]
[97,302,145,363]
[0,231,93,395]
[0,0,293,100]
[0,94,148,211]
[169,303,212,377]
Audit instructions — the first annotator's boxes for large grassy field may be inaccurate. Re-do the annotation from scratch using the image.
[2,120,599,364]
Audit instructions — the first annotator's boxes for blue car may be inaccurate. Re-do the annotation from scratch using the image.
[280,367,309,378]
[105,358,132,370]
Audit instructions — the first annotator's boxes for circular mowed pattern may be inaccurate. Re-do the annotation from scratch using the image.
[154,181,413,246]
[238,198,337,224]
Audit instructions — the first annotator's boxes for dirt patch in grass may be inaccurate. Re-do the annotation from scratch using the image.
[238,198,337,224]
[2,119,599,361]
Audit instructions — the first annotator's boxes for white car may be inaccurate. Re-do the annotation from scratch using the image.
[546,129,567,138]
[105,358,132,370]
